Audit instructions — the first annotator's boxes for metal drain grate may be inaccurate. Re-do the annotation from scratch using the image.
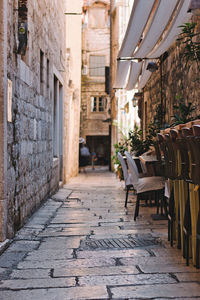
[80,237,158,250]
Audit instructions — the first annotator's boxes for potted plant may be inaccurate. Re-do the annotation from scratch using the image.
[112,142,128,180]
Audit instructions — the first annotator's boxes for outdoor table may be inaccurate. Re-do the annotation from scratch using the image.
[139,153,167,220]
[123,155,143,174]
[139,153,158,176]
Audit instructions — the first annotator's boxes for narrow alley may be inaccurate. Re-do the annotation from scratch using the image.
[0,167,199,300]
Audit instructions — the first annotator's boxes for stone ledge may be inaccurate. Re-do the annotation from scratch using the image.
[53,157,59,168]
[0,239,10,255]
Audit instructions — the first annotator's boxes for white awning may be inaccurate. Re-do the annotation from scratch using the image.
[134,0,179,58]
[126,61,142,91]
[118,0,155,58]
[137,61,152,90]
[116,0,192,90]
[148,0,192,58]
[114,60,131,89]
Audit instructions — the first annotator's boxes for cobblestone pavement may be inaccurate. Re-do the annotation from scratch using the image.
[0,166,200,299]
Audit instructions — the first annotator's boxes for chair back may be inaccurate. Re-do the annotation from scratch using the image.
[124,151,139,184]
[117,152,129,182]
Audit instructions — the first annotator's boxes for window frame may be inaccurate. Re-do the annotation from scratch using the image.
[90,96,106,113]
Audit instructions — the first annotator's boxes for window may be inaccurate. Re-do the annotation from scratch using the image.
[53,76,64,180]
[91,96,97,112]
[89,55,106,77]
[40,50,44,95]
[46,58,49,88]
[91,96,106,112]
[99,97,105,112]
[88,7,106,28]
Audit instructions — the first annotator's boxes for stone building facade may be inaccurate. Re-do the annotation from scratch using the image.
[81,0,111,164]
[0,0,82,241]
[141,15,200,134]
[63,1,82,182]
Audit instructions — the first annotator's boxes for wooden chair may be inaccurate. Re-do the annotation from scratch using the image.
[117,152,134,208]
[125,151,165,221]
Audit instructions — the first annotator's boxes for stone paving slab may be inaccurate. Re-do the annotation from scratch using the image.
[24,249,73,260]
[120,256,186,266]
[139,263,200,273]
[76,249,150,259]
[79,273,176,286]
[90,231,153,239]
[53,265,140,277]
[14,227,43,240]
[174,272,200,282]
[39,227,92,237]
[51,188,72,201]
[6,240,40,252]
[17,257,116,269]
[110,283,200,299]
[48,222,100,228]
[150,247,184,257]
[0,252,27,268]
[0,268,10,280]
[151,298,200,300]
[10,269,51,279]
[50,216,99,223]
[0,277,76,289]
[0,286,108,300]
[38,237,83,250]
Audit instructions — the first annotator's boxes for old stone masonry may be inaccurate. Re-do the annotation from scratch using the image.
[0,168,200,299]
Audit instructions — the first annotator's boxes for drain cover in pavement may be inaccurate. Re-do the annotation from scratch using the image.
[80,237,158,250]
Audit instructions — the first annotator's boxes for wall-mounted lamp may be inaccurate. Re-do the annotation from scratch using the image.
[146,62,158,72]
[188,0,200,16]
[132,97,137,107]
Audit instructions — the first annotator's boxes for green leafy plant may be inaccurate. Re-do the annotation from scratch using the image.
[128,125,151,156]
[171,96,196,126]
[112,141,128,179]
[148,104,167,138]
[177,22,200,71]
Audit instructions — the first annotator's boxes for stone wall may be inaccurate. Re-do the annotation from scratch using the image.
[0,0,8,242]
[5,0,65,238]
[143,15,200,131]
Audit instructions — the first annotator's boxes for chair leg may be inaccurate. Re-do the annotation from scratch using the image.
[186,232,190,266]
[168,187,175,247]
[183,193,191,266]
[168,217,171,242]
[125,186,130,208]
[177,209,181,250]
[160,190,164,215]
[170,216,174,247]
[162,196,168,217]
[196,209,200,268]
[155,191,159,214]
[196,236,199,268]
[134,194,140,221]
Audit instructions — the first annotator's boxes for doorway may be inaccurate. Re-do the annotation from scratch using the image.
[86,135,110,166]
